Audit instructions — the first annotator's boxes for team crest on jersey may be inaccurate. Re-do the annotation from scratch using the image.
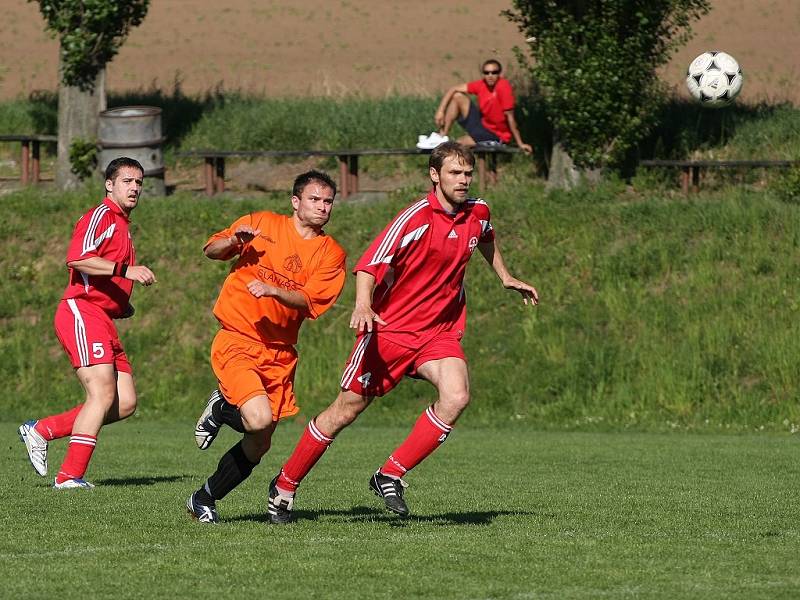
[468,236,478,253]
[283,253,303,273]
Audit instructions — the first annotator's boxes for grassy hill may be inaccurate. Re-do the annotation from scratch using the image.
[2,174,800,431]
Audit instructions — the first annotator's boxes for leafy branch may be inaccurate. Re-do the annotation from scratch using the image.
[31,0,150,91]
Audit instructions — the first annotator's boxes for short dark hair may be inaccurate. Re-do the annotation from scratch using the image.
[429,141,475,174]
[482,59,502,73]
[105,157,144,181]
[292,169,337,199]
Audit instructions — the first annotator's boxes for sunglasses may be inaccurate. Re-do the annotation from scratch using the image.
[483,69,501,75]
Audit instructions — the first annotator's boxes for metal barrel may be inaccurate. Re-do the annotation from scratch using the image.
[98,106,166,196]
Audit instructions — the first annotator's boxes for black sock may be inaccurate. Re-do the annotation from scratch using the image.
[211,391,245,433]
[205,441,259,501]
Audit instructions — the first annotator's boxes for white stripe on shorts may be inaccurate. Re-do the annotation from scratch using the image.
[66,299,90,367]
[340,333,372,389]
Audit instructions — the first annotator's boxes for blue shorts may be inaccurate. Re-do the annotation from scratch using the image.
[457,101,502,144]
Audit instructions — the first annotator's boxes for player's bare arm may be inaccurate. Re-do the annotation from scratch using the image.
[246,280,308,310]
[435,83,469,128]
[478,239,538,306]
[67,257,157,286]
[504,110,533,154]
[350,271,387,332]
[204,225,261,260]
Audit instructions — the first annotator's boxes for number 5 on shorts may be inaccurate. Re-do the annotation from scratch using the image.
[93,342,105,359]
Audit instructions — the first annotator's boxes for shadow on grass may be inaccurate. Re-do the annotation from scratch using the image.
[228,506,534,526]
[95,474,191,487]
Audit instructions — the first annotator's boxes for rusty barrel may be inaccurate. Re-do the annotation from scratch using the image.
[98,106,165,196]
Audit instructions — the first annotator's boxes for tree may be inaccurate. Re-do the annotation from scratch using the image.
[504,0,711,188]
[32,0,149,189]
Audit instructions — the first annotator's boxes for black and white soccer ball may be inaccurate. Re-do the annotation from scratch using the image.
[686,51,743,108]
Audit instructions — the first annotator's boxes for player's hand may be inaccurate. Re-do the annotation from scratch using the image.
[350,303,387,333]
[125,265,157,286]
[519,143,533,155]
[502,277,538,306]
[120,304,135,319]
[232,226,261,246]
[247,280,276,298]
[434,111,445,129]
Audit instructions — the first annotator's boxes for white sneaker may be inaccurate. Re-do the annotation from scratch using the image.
[416,132,449,150]
[18,420,48,476]
[53,478,95,490]
[195,389,223,450]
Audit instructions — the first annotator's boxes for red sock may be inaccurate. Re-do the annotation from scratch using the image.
[381,406,452,478]
[277,420,334,493]
[34,404,84,441]
[55,433,97,483]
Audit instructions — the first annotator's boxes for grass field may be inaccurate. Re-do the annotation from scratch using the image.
[4,421,798,599]
[3,179,800,430]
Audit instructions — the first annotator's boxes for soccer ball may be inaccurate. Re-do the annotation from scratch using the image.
[686,51,743,108]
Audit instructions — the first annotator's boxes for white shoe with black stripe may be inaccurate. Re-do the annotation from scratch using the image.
[195,389,223,450]
[369,471,410,517]
[186,491,219,524]
[268,476,295,525]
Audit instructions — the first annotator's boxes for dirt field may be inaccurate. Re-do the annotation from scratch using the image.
[1,0,798,104]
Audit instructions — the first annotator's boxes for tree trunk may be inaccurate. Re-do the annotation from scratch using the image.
[546,139,602,190]
[56,56,106,190]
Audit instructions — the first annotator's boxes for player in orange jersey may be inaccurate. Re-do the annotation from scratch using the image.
[186,170,346,524]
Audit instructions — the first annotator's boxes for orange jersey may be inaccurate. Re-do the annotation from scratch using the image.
[206,211,346,345]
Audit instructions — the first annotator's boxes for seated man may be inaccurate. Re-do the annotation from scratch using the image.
[418,59,532,154]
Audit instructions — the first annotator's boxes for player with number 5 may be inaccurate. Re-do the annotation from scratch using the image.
[18,157,157,489]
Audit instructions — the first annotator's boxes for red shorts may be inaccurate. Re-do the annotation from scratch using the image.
[340,332,466,397]
[54,298,131,373]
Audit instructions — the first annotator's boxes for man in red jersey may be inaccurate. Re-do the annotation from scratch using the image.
[418,59,533,153]
[267,142,538,523]
[18,157,157,489]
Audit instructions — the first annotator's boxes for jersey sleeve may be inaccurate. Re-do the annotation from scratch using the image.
[204,213,256,251]
[65,208,116,263]
[298,242,346,320]
[466,80,482,95]
[474,200,495,243]
[354,204,423,283]
[498,80,515,111]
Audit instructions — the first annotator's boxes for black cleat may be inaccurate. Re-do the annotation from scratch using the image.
[369,471,410,517]
[195,389,224,450]
[186,491,219,524]
[268,476,294,525]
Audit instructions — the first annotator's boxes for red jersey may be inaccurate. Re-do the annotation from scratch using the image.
[61,197,135,319]
[466,77,515,142]
[354,189,495,348]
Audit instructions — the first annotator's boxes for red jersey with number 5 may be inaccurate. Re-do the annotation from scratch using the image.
[61,197,135,319]
[353,189,494,348]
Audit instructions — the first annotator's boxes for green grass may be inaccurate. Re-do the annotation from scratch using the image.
[3,178,800,430]
[3,422,798,599]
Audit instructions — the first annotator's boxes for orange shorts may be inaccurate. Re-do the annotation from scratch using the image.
[210,329,299,421]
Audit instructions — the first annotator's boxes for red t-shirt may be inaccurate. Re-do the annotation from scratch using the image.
[466,77,515,142]
[354,189,495,348]
[61,197,135,318]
